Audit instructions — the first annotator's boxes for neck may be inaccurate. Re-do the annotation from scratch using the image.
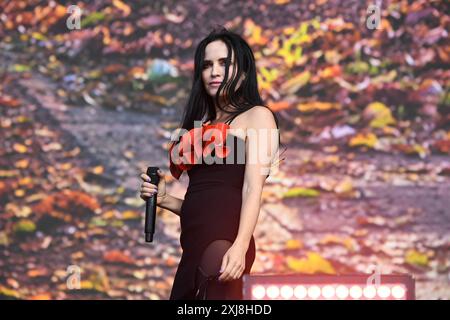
[213,98,233,120]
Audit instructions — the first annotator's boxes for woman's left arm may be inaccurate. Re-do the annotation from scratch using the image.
[219,106,279,282]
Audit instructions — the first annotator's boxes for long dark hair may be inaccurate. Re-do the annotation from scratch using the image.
[178,26,280,131]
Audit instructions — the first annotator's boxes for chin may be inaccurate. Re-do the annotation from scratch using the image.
[207,88,218,95]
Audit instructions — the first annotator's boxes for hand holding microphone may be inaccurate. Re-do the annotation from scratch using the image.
[140,168,166,203]
[140,167,166,242]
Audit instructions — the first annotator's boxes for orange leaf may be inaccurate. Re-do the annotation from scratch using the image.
[92,165,104,174]
[0,95,21,108]
[103,63,127,74]
[28,293,52,300]
[285,239,303,250]
[297,101,340,113]
[27,268,49,278]
[319,234,355,251]
[103,250,135,264]
[13,143,28,153]
[121,210,140,220]
[349,132,378,148]
[432,139,450,154]
[270,101,291,112]
[319,65,342,79]
[14,159,29,169]
[112,0,131,16]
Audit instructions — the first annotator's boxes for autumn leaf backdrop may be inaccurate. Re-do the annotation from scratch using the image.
[0,0,449,300]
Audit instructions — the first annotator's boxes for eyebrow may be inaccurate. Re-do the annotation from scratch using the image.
[203,57,230,63]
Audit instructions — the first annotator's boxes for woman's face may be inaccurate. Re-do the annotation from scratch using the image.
[201,40,244,98]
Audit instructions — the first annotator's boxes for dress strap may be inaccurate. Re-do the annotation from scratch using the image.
[224,113,240,126]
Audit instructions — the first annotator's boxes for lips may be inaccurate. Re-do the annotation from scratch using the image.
[209,81,222,86]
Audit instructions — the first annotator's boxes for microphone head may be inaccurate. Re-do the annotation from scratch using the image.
[147,166,159,175]
[147,166,160,184]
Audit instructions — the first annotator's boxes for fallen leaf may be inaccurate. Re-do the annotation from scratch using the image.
[14,189,25,197]
[286,252,336,274]
[13,219,36,234]
[0,232,9,246]
[319,234,356,251]
[28,293,52,300]
[0,95,21,108]
[334,177,354,194]
[280,70,311,94]
[356,215,386,227]
[363,102,396,128]
[103,250,135,265]
[14,159,29,169]
[121,210,140,220]
[405,249,429,267]
[432,139,450,154]
[244,19,269,46]
[297,101,340,113]
[283,187,320,198]
[319,65,342,79]
[13,143,28,153]
[349,132,378,148]
[0,285,21,299]
[392,143,428,158]
[112,0,131,16]
[270,101,291,112]
[285,239,304,250]
[92,166,104,174]
[6,203,32,218]
[27,268,50,278]
[41,142,62,152]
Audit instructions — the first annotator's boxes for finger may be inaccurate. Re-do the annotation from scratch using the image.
[143,181,158,187]
[228,264,241,281]
[219,268,231,282]
[141,188,158,195]
[140,174,150,181]
[233,263,245,280]
[219,254,228,275]
[141,189,157,196]
[142,183,158,189]
[229,266,241,281]
[157,169,164,177]
[141,184,157,191]
[228,265,238,281]
[222,262,238,282]
[141,187,158,192]
[218,259,230,282]
[233,266,244,280]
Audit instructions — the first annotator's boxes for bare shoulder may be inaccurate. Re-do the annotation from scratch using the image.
[230,106,276,137]
[245,106,277,128]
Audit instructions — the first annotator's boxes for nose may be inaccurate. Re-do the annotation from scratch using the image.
[211,63,221,77]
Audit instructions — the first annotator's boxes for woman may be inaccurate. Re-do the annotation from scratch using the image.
[140,27,282,300]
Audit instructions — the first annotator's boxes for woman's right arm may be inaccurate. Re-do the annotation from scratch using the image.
[140,170,183,217]
[157,194,183,217]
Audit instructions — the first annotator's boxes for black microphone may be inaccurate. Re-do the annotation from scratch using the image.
[145,166,160,242]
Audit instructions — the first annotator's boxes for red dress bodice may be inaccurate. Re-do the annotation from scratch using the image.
[169,122,234,179]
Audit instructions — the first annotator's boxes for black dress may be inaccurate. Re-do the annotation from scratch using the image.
[168,115,256,300]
